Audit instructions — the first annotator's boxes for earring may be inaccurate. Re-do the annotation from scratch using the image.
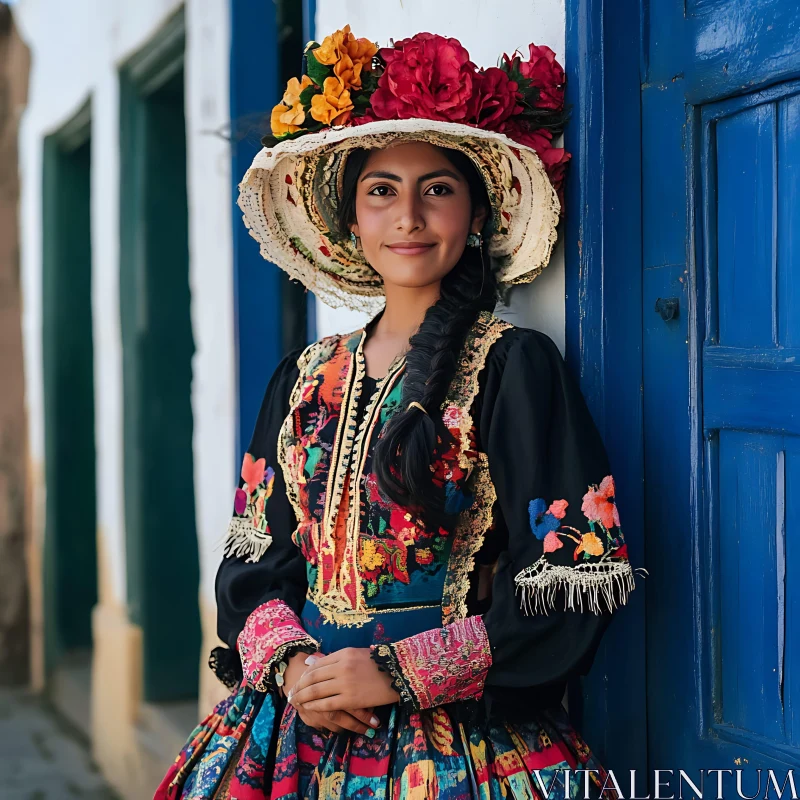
[466,232,482,248]
[350,231,358,248]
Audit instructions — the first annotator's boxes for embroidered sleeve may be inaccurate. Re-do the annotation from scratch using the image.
[238,599,319,692]
[223,453,278,563]
[515,473,647,615]
[369,615,492,711]
[476,329,648,697]
[214,346,312,688]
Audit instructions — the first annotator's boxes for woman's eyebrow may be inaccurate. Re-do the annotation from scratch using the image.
[359,168,462,183]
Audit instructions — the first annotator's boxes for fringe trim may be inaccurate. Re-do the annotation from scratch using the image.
[514,556,649,616]
[223,517,273,563]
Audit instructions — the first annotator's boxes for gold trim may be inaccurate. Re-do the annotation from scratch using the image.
[277,335,341,527]
[441,311,513,624]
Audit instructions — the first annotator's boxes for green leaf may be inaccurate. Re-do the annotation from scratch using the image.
[360,70,380,93]
[306,48,333,87]
[299,85,318,106]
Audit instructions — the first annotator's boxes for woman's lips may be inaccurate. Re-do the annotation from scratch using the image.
[386,243,436,255]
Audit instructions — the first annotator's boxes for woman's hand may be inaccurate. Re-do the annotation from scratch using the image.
[288,647,401,714]
[283,651,380,736]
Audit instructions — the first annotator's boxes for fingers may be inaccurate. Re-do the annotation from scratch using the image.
[289,675,337,706]
[347,707,380,729]
[291,664,338,693]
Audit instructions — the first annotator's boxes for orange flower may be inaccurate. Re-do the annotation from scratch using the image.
[282,74,314,107]
[311,24,377,90]
[270,75,315,135]
[574,532,604,561]
[310,77,354,125]
[271,102,304,135]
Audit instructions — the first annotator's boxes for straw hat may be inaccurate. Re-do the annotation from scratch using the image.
[237,26,571,312]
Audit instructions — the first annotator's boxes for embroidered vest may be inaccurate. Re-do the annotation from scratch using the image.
[278,310,512,627]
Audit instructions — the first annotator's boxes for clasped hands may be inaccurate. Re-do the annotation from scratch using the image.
[282,647,400,737]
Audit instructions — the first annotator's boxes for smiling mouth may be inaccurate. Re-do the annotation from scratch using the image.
[386,243,436,255]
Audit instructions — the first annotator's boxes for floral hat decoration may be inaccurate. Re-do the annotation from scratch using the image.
[237,25,571,312]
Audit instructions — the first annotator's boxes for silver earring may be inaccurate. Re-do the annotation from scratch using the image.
[466,232,482,248]
[350,231,358,248]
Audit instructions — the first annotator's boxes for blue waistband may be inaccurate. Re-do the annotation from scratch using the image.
[300,596,443,653]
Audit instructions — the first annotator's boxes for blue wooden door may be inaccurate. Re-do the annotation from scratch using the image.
[642,0,800,779]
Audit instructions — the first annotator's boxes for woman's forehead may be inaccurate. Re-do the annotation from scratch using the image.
[365,140,450,169]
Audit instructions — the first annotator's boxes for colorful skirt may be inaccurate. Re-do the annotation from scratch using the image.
[154,681,619,800]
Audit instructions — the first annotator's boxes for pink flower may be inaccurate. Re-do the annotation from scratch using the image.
[241,453,267,495]
[543,531,563,553]
[547,498,569,520]
[370,33,479,123]
[470,67,522,129]
[234,488,248,515]
[581,475,621,530]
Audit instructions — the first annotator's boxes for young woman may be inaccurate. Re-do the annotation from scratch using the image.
[156,26,645,800]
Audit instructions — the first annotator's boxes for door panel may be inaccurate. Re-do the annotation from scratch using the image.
[643,0,800,777]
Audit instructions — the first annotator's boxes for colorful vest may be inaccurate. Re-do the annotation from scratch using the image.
[278,310,512,628]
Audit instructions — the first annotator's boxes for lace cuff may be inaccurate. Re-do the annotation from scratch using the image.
[369,615,492,711]
[237,599,319,692]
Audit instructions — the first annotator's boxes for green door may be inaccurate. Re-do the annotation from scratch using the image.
[119,11,201,703]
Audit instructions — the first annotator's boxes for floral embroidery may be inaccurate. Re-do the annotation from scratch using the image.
[276,312,511,624]
[237,599,319,692]
[223,453,278,563]
[369,615,492,710]
[515,474,648,615]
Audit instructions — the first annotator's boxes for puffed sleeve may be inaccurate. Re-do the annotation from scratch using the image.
[211,345,319,693]
[477,327,646,711]
[370,326,645,714]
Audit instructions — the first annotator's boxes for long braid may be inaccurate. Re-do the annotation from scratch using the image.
[337,146,499,530]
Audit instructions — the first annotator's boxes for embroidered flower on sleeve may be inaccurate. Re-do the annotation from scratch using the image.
[222,453,277,563]
[517,474,648,615]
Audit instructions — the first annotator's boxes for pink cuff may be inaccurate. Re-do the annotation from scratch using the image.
[371,615,492,710]
[237,599,319,692]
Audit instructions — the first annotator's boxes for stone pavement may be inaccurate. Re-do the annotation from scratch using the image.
[0,688,117,800]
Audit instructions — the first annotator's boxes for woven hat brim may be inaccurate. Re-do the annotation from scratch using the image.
[237,118,561,312]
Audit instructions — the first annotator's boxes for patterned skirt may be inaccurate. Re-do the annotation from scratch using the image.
[154,682,619,800]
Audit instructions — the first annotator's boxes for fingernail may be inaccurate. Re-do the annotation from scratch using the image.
[370,716,380,727]
[304,655,317,666]
[365,728,376,738]
[287,689,293,703]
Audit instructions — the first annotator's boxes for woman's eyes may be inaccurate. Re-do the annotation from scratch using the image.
[366,183,453,197]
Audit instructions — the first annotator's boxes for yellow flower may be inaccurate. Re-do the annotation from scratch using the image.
[361,539,385,571]
[311,24,377,90]
[310,77,354,125]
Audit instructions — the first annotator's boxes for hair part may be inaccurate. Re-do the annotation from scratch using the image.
[336,145,499,530]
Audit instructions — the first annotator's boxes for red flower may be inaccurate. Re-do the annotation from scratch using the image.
[511,44,565,110]
[370,32,479,123]
[470,67,523,129]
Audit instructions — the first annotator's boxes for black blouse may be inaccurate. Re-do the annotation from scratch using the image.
[215,323,628,720]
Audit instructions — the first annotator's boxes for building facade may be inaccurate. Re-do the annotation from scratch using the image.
[12,0,800,796]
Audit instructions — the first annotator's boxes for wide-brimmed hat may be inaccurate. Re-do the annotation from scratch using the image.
[237,26,571,312]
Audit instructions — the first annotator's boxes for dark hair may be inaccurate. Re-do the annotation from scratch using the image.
[336,145,499,530]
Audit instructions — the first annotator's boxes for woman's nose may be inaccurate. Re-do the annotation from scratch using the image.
[394,192,425,232]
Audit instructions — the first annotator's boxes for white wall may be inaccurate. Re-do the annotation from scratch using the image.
[14,0,234,612]
[314,0,568,353]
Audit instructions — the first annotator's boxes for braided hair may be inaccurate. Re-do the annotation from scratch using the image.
[336,146,499,531]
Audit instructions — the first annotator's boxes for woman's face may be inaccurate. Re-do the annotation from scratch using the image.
[350,141,488,290]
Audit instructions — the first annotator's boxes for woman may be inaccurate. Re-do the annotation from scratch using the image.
[156,26,645,800]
